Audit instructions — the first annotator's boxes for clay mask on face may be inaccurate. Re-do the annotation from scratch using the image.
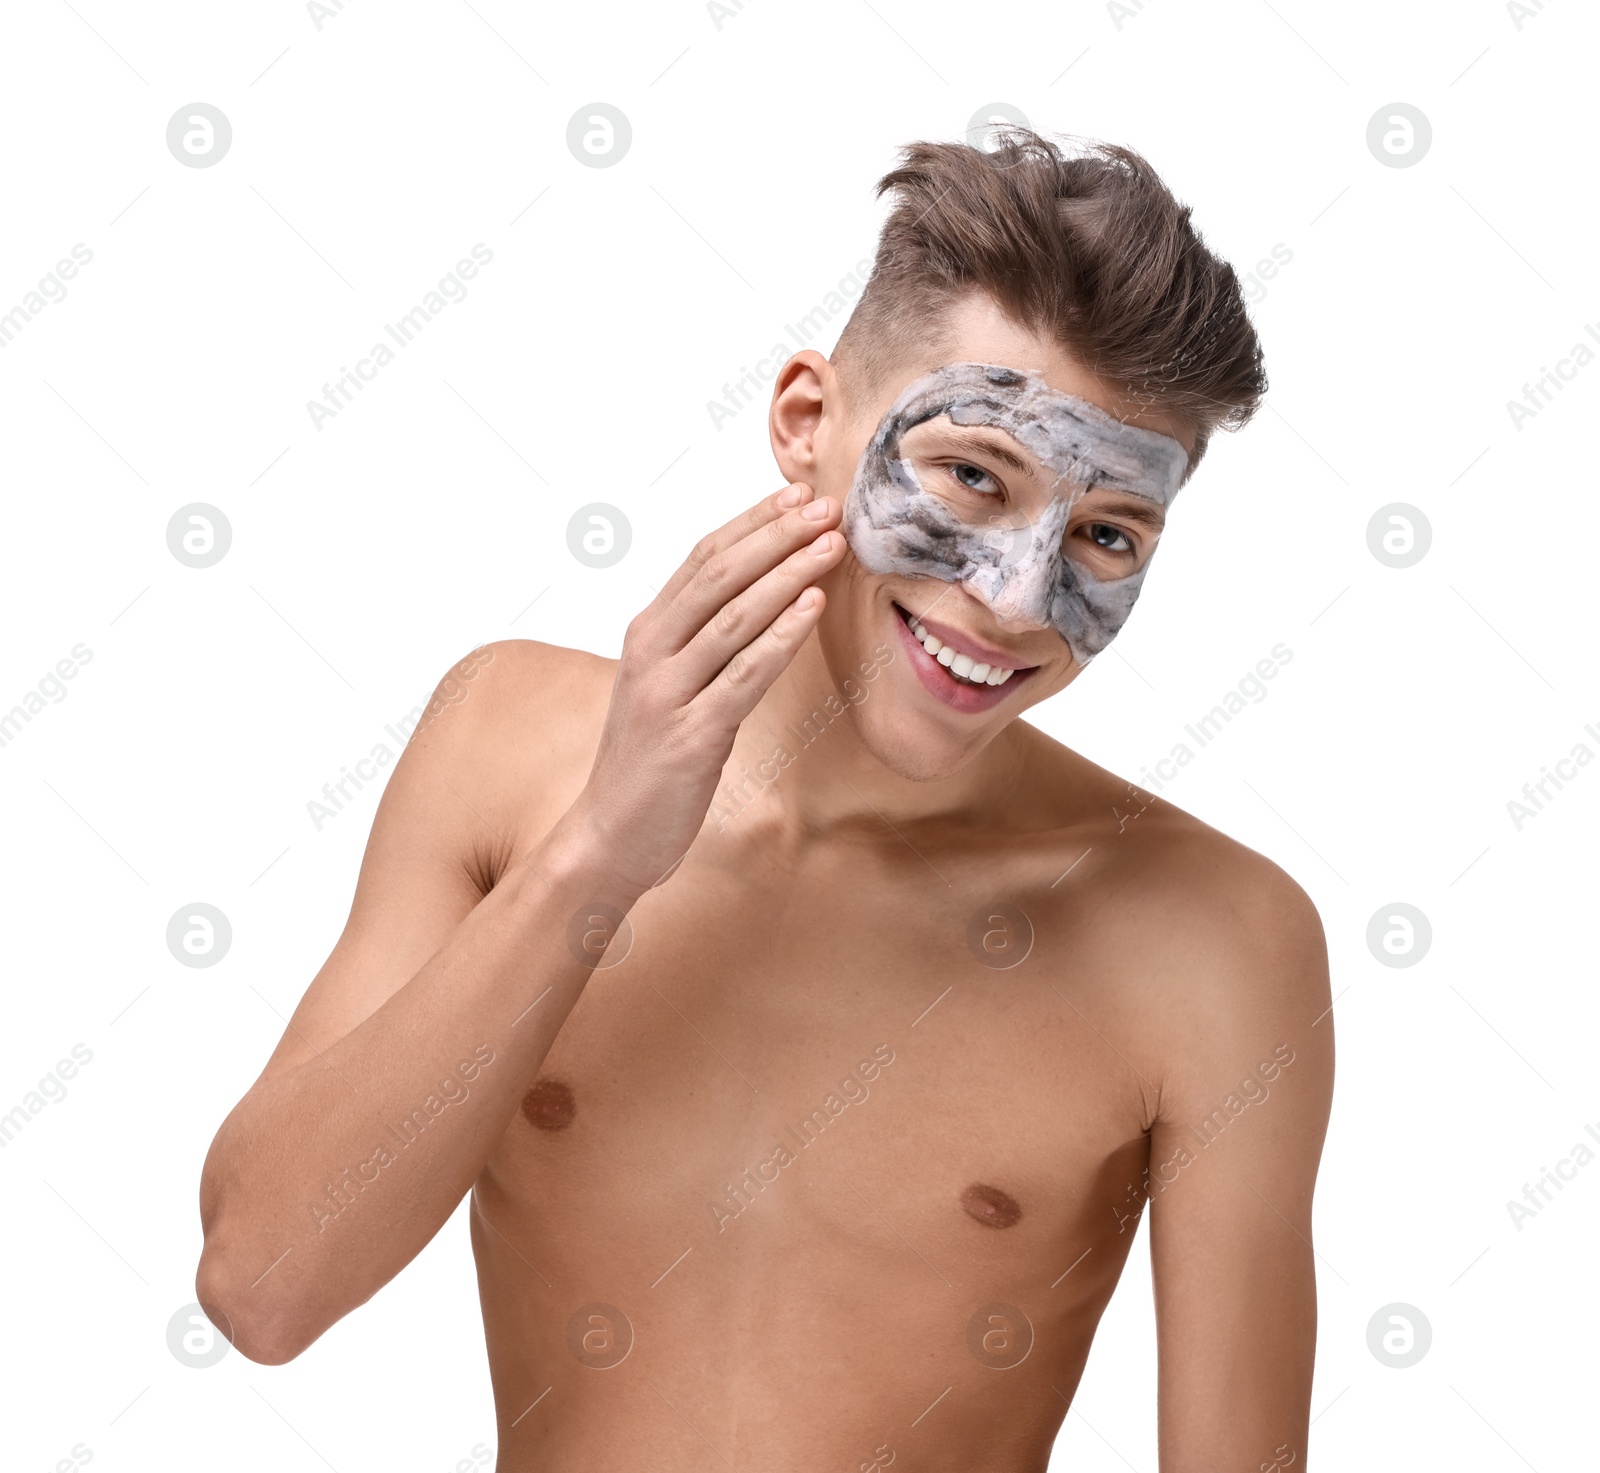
[841,362,1189,665]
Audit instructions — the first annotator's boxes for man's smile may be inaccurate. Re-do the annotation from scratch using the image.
[891,600,1041,713]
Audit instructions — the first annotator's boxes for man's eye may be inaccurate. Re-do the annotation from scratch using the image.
[1087,523,1133,553]
[948,462,1000,494]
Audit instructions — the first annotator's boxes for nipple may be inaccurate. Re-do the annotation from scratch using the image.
[521,1079,577,1131]
[961,1182,1022,1229]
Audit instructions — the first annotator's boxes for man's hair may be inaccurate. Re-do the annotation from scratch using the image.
[833,128,1267,479]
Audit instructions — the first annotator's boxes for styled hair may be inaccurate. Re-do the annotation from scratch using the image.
[833,128,1267,479]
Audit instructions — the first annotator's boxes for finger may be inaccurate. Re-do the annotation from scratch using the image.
[659,494,842,659]
[671,525,847,693]
[692,584,829,731]
[653,483,814,612]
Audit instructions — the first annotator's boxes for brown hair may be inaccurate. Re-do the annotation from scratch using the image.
[833,128,1267,479]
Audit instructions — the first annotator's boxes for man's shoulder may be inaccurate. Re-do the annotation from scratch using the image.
[1106,789,1316,936]
[1017,727,1326,1001]
[413,637,614,739]
[396,638,616,861]
[1020,740,1331,1117]
[1104,807,1326,1061]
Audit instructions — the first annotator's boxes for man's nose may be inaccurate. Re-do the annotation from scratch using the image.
[962,549,1059,630]
[965,497,1072,630]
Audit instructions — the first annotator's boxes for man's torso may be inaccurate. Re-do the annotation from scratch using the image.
[460,643,1230,1472]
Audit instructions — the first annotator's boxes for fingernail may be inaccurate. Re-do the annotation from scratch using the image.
[812,531,836,556]
[777,485,807,508]
[800,497,830,521]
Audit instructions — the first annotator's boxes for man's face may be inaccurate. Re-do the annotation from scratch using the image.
[786,294,1197,781]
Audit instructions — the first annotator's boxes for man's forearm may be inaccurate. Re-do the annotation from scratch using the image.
[195,819,639,1363]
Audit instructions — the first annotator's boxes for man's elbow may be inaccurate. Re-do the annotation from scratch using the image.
[193,1241,320,1366]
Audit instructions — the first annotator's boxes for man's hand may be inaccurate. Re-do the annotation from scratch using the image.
[564,481,845,893]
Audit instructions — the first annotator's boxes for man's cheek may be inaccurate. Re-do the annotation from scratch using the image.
[1047,530,1168,664]
[842,463,973,583]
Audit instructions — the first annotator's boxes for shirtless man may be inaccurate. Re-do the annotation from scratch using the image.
[196,131,1333,1472]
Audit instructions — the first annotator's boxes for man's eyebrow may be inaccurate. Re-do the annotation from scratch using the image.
[1078,495,1167,531]
[927,427,1037,476]
[920,425,1170,529]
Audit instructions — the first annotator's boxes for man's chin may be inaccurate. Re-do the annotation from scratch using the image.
[850,705,998,785]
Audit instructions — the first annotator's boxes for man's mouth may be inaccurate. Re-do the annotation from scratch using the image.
[891,601,1040,711]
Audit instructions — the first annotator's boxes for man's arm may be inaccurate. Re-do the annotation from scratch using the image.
[194,640,629,1363]
[1146,849,1334,1471]
[194,483,847,1364]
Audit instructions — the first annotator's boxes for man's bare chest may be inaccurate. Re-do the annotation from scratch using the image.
[479,851,1156,1298]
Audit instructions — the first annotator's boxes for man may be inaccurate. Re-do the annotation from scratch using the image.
[197,129,1333,1472]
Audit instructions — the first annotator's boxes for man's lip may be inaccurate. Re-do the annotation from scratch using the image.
[890,604,1037,713]
[891,601,1040,673]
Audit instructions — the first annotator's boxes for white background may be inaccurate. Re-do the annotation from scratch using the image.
[2,1,1595,1468]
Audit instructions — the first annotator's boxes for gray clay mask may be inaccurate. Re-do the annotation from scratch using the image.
[840,362,1189,665]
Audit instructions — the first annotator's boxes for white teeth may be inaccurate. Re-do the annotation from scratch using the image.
[903,610,1014,687]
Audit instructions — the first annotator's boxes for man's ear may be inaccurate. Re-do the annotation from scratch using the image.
[768,350,832,485]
